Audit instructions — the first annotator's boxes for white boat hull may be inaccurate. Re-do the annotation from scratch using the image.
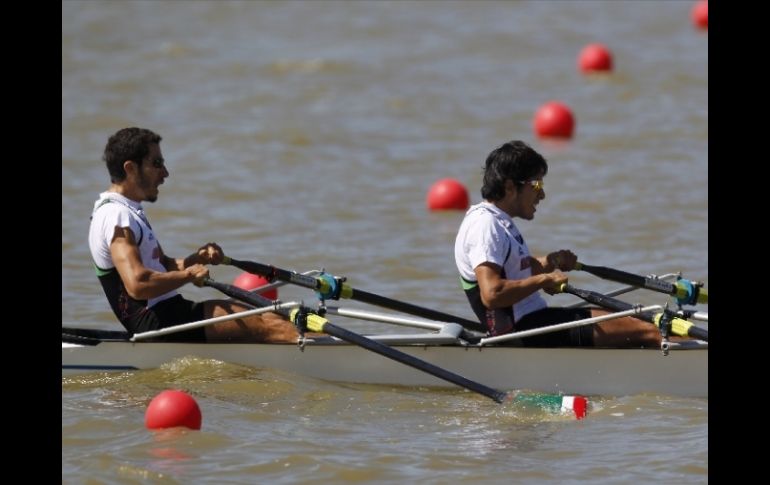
[63,339,707,398]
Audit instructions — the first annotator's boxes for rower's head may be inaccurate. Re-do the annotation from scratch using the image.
[481,140,547,220]
[103,127,168,202]
[481,140,548,202]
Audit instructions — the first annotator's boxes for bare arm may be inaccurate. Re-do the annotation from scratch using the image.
[474,262,568,309]
[110,226,209,300]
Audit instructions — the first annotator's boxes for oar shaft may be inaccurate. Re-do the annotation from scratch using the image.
[560,284,708,341]
[204,277,508,403]
[204,277,289,316]
[224,256,485,332]
[223,257,321,291]
[315,320,507,403]
[576,263,707,304]
[348,287,484,330]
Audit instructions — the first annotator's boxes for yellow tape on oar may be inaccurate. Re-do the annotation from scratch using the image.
[289,309,329,333]
[315,274,354,300]
[653,313,696,338]
[676,285,708,304]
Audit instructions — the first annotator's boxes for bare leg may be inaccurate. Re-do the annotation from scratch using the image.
[201,300,324,343]
[590,309,664,348]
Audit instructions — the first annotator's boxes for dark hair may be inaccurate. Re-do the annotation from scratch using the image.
[102,127,162,182]
[480,140,548,201]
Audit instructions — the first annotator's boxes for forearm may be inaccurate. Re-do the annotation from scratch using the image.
[531,256,553,275]
[481,273,552,309]
[122,266,197,300]
[161,253,205,271]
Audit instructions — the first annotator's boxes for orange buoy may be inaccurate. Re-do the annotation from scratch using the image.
[145,390,202,430]
[426,178,470,211]
[578,43,613,73]
[533,101,575,139]
[233,272,278,300]
[691,0,707,29]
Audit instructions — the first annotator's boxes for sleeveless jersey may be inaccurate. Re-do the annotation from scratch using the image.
[88,192,177,326]
[454,202,546,335]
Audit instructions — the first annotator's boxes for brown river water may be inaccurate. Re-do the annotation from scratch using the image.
[63,1,707,482]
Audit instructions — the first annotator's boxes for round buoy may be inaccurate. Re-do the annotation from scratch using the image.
[233,272,278,300]
[426,178,469,211]
[691,0,707,29]
[533,101,575,139]
[578,43,613,73]
[145,390,202,430]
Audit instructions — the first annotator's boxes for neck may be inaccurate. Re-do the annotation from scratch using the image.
[107,184,142,203]
[486,199,516,218]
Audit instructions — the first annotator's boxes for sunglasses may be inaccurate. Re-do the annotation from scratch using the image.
[517,179,544,192]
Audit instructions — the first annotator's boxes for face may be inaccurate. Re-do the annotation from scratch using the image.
[503,174,546,220]
[135,144,168,203]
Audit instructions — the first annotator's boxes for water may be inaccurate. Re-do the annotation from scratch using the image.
[63,1,707,482]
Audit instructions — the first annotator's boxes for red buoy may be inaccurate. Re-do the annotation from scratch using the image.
[691,1,707,29]
[533,101,575,139]
[233,272,278,300]
[578,43,613,73]
[145,390,202,430]
[426,178,470,211]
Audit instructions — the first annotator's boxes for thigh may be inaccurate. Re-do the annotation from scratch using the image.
[590,308,662,347]
[133,295,207,342]
[516,307,595,347]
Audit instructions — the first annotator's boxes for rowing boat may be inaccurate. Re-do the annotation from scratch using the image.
[62,316,708,398]
[63,261,708,399]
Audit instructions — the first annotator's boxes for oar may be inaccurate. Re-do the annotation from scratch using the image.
[221,256,486,332]
[559,283,708,341]
[203,277,508,404]
[575,262,708,305]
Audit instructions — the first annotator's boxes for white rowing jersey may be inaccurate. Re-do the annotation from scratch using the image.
[88,191,177,310]
[454,201,546,323]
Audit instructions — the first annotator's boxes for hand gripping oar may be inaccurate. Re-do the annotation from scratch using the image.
[575,262,708,305]
[559,283,708,341]
[203,277,508,404]
[221,256,486,332]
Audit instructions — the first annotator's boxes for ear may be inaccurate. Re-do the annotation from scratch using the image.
[504,179,517,196]
[123,160,137,177]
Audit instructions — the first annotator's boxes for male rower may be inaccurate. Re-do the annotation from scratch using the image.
[88,127,304,342]
[454,140,664,347]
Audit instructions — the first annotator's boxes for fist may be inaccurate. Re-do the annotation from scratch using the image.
[197,242,224,265]
[187,264,210,287]
[543,270,568,295]
[548,250,577,271]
